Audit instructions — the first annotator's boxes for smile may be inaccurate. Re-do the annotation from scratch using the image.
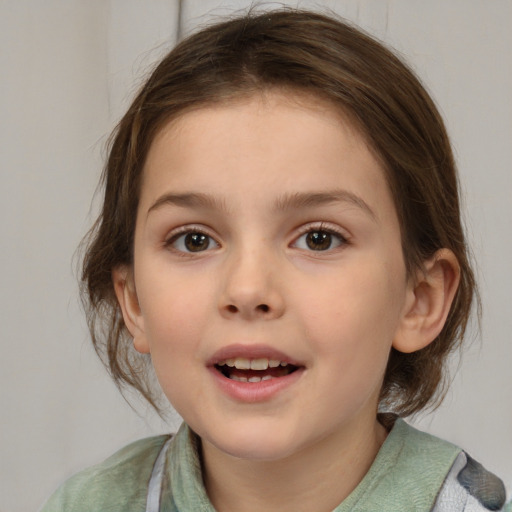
[208,345,305,402]
[215,357,299,382]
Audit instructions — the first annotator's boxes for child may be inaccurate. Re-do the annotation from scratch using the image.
[42,8,510,512]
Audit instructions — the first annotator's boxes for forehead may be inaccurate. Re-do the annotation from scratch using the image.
[140,91,396,223]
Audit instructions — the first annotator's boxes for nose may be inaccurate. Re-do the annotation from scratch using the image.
[218,247,285,321]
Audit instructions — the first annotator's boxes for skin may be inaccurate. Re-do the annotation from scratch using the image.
[114,91,459,512]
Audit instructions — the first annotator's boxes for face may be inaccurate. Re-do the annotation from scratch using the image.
[121,92,415,463]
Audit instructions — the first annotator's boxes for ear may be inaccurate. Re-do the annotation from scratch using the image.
[393,249,460,354]
[112,265,150,354]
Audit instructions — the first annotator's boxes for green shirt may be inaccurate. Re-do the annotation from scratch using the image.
[41,419,510,511]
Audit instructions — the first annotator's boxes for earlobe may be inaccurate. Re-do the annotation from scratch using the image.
[393,249,460,354]
[112,266,150,354]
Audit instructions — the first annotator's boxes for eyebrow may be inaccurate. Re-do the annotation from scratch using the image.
[274,190,377,221]
[147,192,229,216]
[147,189,376,221]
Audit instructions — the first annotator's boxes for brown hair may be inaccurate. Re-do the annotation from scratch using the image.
[81,8,477,416]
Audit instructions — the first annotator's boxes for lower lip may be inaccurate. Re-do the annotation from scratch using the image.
[209,367,304,403]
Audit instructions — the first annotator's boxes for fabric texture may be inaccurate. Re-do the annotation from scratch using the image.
[432,451,508,512]
[41,419,510,512]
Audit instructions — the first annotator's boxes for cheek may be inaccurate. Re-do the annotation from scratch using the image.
[136,273,215,409]
[296,261,405,360]
[136,265,215,357]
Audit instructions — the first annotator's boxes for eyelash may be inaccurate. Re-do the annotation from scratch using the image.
[164,223,349,255]
[164,226,219,255]
[291,223,349,252]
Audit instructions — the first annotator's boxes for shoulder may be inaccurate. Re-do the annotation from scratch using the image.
[382,416,463,478]
[336,418,462,511]
[343,417,510,512]
[387,418,511,512]
[433,451,511,512]
[394,419,511,511]
[40,435,171,512]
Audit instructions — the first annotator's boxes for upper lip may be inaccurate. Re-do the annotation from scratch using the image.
[207,344,302,367]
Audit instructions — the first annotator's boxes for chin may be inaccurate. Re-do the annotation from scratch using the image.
[199,421,303,462]
[213,439,298,462]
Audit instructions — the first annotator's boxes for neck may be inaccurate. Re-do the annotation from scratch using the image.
[201,416,388,512]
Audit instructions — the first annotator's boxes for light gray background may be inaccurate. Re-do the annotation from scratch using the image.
[1,2,510,511]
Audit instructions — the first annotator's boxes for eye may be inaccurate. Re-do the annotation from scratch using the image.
[293,228,346,251]
[167,231,219,253]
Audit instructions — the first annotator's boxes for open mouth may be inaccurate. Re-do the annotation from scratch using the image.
[214,357,299,383]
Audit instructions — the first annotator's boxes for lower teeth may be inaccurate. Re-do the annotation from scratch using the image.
[231,375,273,383]
[217,363,298,382]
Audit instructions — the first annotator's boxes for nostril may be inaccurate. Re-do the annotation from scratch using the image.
[223,303,271,315]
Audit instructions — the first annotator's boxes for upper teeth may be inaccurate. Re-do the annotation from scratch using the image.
[217,358,286,370]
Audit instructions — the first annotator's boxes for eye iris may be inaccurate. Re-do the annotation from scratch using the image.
[184,232,209,252]
[306,231,332,250]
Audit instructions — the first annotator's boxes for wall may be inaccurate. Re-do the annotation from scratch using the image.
[0,2,510,511]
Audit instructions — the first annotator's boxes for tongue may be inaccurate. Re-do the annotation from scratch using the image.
[228,366,291,380]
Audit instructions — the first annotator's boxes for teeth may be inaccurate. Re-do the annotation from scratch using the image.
[219,357,289,369]
[237,375,273,383]
[250,358,269,370]
[234,357,251,369]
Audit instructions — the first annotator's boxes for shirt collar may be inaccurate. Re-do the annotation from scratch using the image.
[165,418,460,511]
